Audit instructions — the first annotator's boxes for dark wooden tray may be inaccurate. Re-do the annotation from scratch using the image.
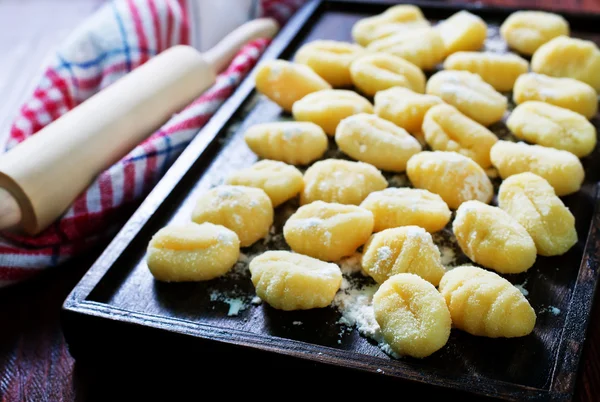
[62,1,600,400]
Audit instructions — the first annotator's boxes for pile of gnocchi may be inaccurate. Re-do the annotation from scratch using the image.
[145,5,598,359]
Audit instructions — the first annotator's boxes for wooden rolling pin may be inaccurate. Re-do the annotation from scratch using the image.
[0,18,278,236]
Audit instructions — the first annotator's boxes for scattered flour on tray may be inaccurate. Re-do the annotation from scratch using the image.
[210,290,249,316]
[514,278,529,296]
[540,305,561,315]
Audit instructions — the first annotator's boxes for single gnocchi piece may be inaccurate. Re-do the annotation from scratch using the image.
[453,200,537,274]
[244,121,328,165]
[498,173,578,256]
[426,70,508,126]
[513,73,598,119]
[490,141,585,196]
[443,52,529,92]
[335,113,422,172]
[249,251,342,311]
[373,273,451,358]
[352,5,430,46]
[350,52,426,96]
[507,101,597,157]
[439,265,536,338]
[293,40,366,87]
[374,87,443,134]
[406,151,494,209]
[191,185,273,247]
[301,159,388,205]
[225,160,303,207]
[254,60,331,112]
[283,201,374,261]
[360,188,450,233]
[435,10,488,56]
[362,226,446,285]
[146,222,240,282]
[531,36,600,91]
[367,28,445,70]
[500,11,569,56]
[292,89,374,136]
[423,104,498,168]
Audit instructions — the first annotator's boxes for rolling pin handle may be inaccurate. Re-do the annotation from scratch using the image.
[0,189,21,231]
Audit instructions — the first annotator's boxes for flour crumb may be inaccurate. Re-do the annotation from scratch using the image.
[251,296,262,305]
[210,290,249,316]
[293,321,303,326]
[514,278,529,296]
[540,305,561,315]
[376,368,383,373]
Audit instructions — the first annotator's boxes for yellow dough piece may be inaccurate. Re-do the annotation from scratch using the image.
[498,172,577,256]
[443,51,529,92]
[225,160,304,207]
[490,140,585,196]
[436,10,488,56]
[147,222,240,282]
[191,185,273,247]
[352,5,430,46]
[283,200,374,261]
[293,40,366,87]
[513,73,598,119]
[335,113,422,172]
[426,70,508,126]
[453,200,537,274]
[500,11,569,56]
[374,87,443,134]
[244,121,328,165]
[254,59,331,112]
[373,273,451,358]
[423,104,498,168]
[507,101,596,158]
[360,187,450,233]
[301,159,387,205]
[439,265,536,338]
[249,250,342,311]
[406,151,494,210]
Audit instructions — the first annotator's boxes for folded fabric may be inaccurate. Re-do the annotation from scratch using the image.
[0,0,304,287]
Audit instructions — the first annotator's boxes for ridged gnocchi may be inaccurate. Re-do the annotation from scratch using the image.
[453,200,537,274]
[374,87,443,134]
[352,5,430,46]
[426,70,507,126]
[507,101,597,157]
[292,89,374,136]
[191,185,273,247]
[500,11,569,56]
[249,251,342,311]
[490,141,585,196]
[373,273,451,358]
[435,10,488,56]
[406,151,494,209]
[423,104,498,168]
[335,113,422,172]
[244,121,327,166]
[498,173,578,256]
[147,222,240,282]
[283,201,374,261]
[301,159,388,205]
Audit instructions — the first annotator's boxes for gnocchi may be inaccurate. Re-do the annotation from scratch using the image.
[435,10,488,56]
[352,5,430,46]
[500,11,569,56]
[374,87,443,134]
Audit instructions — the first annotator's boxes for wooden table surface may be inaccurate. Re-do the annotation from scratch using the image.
[2,0,600,401]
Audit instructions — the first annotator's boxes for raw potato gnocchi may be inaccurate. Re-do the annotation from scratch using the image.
[249,250,342,311]
[367,28,445,70]
[443,52,529,92]
[513,73,598,119]
[283,201,374,261]
[225,160,303,207]
[335,113,422,172]
[435,10,488,56]
[292,89,374,136]
[373,273,451,358]
[374,87,443,134]
[453,200,537,274]
[490,141,585,196]
[301,159,388,205]
[500,11,569,56]
[244,121,328,165]
[426,70,508,126]
[422,104,498,168]
[191,185,273,247]
[360,187,450,233]
[350,52,426,96]
[507,101,597,157]
[498,173,577,256]
[406,151,494,210]
[362,226,446,285]
[352,4,430,46]
[146,222,240,282]
[254,60,331,112]
[439,265,536,338]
